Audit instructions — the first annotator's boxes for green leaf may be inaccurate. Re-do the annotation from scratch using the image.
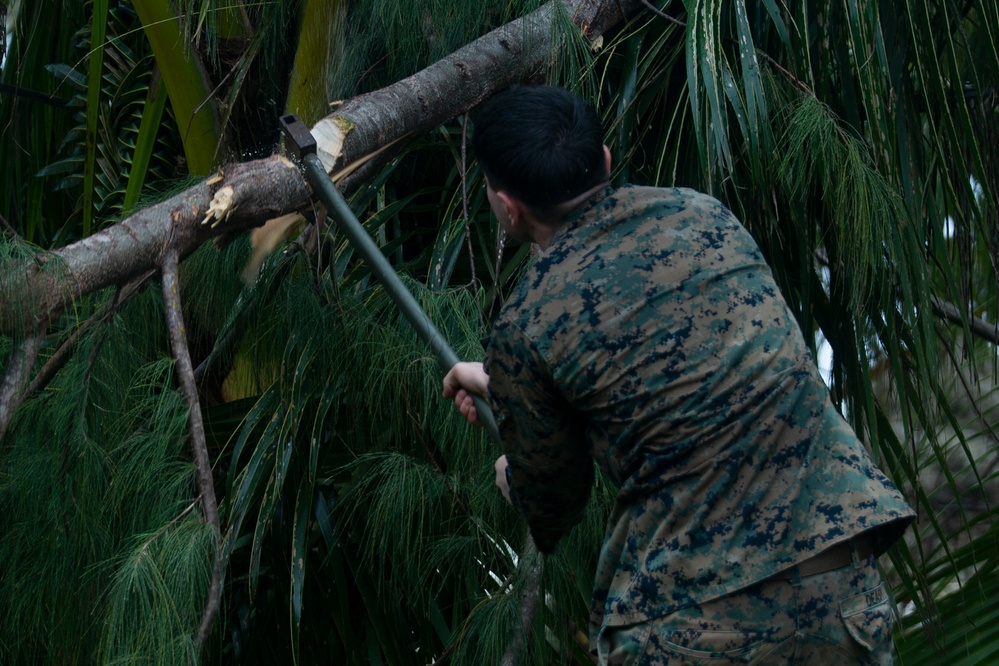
[122,69,168,211]
[132,0,221,175]
[289,473,313,665]
[82,0,109,236]
[44,62,88,90]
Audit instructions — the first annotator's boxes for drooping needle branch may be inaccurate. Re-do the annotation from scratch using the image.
[24,270,157,402]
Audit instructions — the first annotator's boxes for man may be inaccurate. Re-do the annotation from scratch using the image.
[443,85,913,664]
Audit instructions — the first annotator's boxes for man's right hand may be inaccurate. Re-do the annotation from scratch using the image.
[442,362,490,426]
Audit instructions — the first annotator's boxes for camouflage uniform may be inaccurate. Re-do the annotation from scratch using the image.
[483,186,914,662]
[597,552,895,664]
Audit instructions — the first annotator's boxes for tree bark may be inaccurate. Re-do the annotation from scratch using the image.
[0,158,310,335]
[161,243,223,647]
[500,539,544,666]
[0,333,44,438]
[0,0,645,337]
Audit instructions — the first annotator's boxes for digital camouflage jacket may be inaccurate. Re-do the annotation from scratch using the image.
[484,185,914,635]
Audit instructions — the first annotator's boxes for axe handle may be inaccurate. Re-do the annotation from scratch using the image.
[279,114,502,444]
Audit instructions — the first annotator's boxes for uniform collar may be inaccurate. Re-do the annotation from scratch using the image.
[546,185,617,250]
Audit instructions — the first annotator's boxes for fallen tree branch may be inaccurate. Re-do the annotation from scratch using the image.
[0,158,310,336]
[0,0,645,338]
[312,0,644,175]
[161,242,222,646]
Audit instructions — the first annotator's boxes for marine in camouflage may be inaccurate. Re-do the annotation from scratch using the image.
[483,185,914,646]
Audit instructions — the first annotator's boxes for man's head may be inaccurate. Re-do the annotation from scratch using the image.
[472,86,608,230]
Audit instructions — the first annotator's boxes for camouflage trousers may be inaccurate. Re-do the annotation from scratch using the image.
[595,550,895,665]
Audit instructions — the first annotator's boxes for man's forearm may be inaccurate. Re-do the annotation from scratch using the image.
[505,455,595,553]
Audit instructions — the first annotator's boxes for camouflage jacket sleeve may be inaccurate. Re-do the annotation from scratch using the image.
[485,323,594,553]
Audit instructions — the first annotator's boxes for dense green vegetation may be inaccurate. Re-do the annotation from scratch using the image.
[1,1,997,663]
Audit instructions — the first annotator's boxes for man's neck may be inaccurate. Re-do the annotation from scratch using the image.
[531,181,611,250]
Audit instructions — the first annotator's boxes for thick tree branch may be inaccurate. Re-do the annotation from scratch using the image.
[931,295,999,345]
[0,158,310,336]
[314,0,644,174]
[161,243,222,646]
[0,0,645,337]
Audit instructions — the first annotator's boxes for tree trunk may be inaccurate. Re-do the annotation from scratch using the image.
[0,0,644,337]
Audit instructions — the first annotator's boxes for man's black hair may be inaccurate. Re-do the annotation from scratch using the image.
[472,86,606,214]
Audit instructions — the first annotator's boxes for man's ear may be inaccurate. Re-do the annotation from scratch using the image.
[494,189,522,226]
[603,144,612,177]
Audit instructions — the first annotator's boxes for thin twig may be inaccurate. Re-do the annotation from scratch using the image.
[0,212,19,238]
[815,248,999,346]
[133,498,204,562]
[640,0,684,27]
[759,51,815,98]
[403,381,477,519]
[160,243,222,648]
[25,270,156,398]
[192,290,251,383]
[0,332,45,441]
[460,115,479,294]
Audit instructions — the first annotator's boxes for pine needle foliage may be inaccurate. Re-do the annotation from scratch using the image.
[216,260,514,661]
[329,0,547,98]
[0,297,204,663]
[776,93,908,316]
[100,516,214,665]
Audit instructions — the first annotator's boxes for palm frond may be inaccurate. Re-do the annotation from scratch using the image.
[133,0,222,175]
[0,0,87,244]
[29,2,183,239]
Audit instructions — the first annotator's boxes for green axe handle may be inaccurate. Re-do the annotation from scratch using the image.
[279,113,501,444]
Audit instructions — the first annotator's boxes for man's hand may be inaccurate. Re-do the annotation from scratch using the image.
[494,454,512,504]
[444,365,511,506]
[442,362,489,426]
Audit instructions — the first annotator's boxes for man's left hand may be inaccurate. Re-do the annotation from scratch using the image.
[494,455,512,505]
